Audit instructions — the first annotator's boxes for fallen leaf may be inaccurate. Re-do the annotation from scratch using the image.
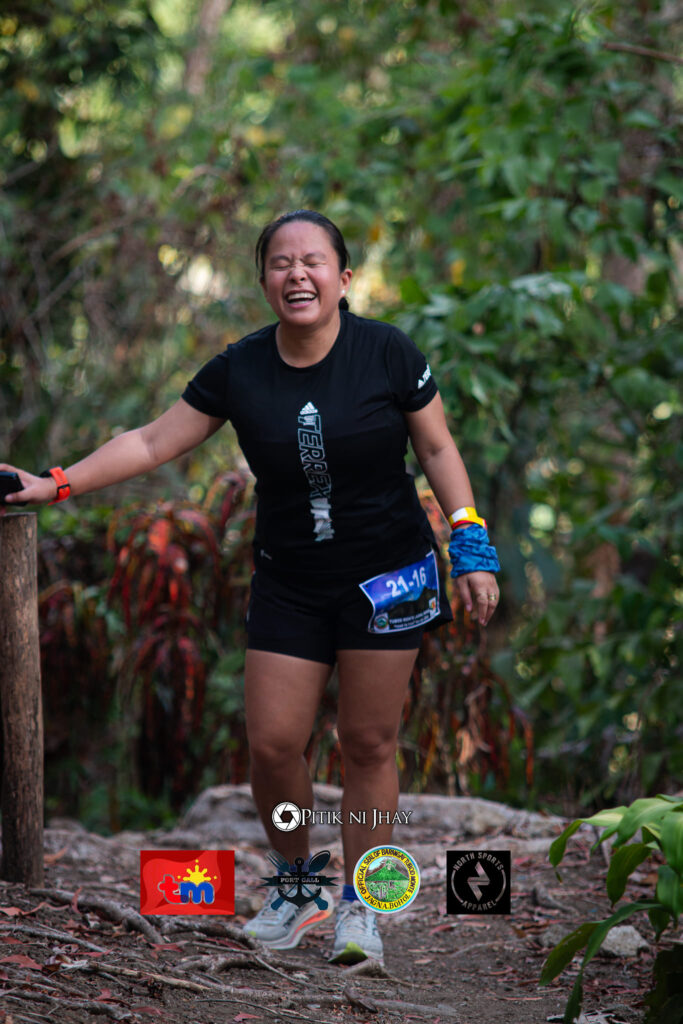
[19,901,50,917]
[150,942,184,951]
[93,991,127,1007]
[94,989,127,1005]
[0,907,23,917]
[414,957,433,964]
[233,1016,260,1022]
[44,846,69,865]
[0,954,42,970]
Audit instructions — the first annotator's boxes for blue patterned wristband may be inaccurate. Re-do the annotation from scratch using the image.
[448,524,500,578]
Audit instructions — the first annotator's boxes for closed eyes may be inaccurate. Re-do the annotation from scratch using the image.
[269,254,328,270]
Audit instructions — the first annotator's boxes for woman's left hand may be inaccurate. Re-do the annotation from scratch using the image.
[451,570,499,626]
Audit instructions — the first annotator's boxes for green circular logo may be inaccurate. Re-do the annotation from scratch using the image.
[353,846,420,914]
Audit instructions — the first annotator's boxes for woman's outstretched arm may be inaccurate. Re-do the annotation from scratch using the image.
[1,399,225,505]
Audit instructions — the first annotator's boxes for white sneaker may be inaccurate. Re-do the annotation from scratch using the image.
[329,900,384,965]
[243,885,334,950]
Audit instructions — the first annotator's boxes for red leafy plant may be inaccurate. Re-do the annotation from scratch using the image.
[106,472,251,808]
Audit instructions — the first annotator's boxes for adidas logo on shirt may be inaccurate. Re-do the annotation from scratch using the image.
[299,401,319,427]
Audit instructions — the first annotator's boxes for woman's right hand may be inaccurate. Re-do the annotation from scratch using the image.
[0,465,57,506]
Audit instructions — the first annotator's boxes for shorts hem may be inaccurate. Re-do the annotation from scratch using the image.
[246,637,336,666]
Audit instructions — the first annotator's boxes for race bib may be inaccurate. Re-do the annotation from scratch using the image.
[359,551,440,634]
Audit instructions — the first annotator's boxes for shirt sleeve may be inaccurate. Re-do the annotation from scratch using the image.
[181,350,231,419]
[384,327,438,412]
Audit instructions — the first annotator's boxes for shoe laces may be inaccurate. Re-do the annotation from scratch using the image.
[337,900,378,936]
[256,887,296,921]
[255,897,288,922]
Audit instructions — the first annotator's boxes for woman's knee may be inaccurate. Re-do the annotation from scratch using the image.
[338,726,397,769]
[247,729,306,770]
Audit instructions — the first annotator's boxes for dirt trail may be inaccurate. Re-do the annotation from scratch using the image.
[0,786,659,1023]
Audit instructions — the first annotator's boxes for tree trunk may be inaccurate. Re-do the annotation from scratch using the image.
[184,0,232,96]
[0,512,44,886]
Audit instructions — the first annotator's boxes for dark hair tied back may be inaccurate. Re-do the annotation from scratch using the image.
[255,210,350,309]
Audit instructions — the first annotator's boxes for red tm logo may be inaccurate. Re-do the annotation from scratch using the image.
[140,850,235,916]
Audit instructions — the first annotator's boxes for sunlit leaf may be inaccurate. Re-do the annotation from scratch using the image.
[549,808,627,869]
[616,798,682,846]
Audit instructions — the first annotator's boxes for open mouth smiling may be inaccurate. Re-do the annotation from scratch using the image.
[285,290,317,305]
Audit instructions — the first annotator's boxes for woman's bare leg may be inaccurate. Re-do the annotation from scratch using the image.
[245,648,331,864]
[336,648,419,883]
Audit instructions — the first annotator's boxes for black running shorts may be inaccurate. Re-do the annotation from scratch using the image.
[246,550,453,665]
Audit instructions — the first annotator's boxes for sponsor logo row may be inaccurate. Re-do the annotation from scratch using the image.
[140,846,511,917]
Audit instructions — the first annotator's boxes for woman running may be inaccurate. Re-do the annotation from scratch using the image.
[1,209,500,965]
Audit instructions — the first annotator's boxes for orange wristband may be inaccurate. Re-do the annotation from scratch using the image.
[40,467,71,504]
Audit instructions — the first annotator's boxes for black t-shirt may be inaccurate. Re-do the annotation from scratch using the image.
[182,310,439,580]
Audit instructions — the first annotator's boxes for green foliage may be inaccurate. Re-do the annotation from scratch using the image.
[541,795,683,1022]
[2,0,682,816]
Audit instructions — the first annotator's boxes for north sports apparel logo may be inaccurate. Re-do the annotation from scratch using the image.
[446,850,510,915]
[140,850,235,916]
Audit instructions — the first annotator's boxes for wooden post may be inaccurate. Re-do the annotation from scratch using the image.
[0,512,44,886]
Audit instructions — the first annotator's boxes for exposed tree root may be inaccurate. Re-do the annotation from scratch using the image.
[29,887,163,944]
